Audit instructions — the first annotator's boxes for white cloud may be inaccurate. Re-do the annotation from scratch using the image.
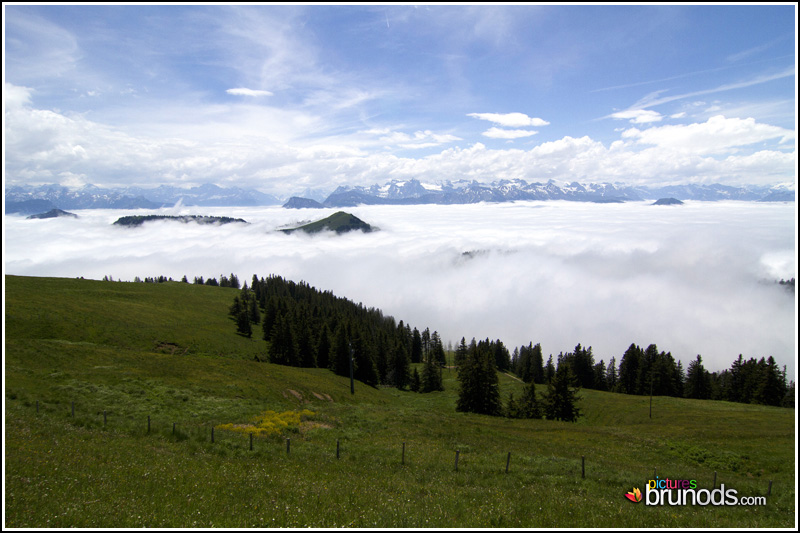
[3,83,34,108]
[482,127,538,139]
[622,115,796,155]
[4,201,795,379]
[468,112,550,128]
[4,83,795,194]
[226,88,274,97]
[363,128,461,149]
[610,109,663,124]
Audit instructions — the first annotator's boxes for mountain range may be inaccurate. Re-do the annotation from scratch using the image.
[288,179,795,208]
[5,183,281,214]
[5,179,794,214]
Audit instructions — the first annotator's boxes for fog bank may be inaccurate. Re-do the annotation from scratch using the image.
[4,201,796,378]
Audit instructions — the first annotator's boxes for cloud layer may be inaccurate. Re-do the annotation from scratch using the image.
[5,82,795,195]
[4,201,795,378]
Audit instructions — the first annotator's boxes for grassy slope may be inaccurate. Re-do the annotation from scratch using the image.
[4,275,796,528]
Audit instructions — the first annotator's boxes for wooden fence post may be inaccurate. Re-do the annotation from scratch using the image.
[506,452,511,474]
[211,426,215,443]
[287,438,291,454]
[250,433,253,451]
[582,455,585,479]
[336,439,340,459]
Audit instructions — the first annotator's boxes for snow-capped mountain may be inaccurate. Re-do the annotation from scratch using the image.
[312,178,793,207]
[5,183,282,214]
[5,178,793,214]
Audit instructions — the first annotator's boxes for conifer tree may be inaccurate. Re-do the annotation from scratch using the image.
[387,339,411,389]
[410,367,421,392]
[456,338,501,415]
[330,323,351,377]
[411,328,423,364]
[420,354,444,393]
[315,326,331,370]
[543,361,582,422]
[454,337,468,367]
[518,379,542,418]
[684,354,710,399]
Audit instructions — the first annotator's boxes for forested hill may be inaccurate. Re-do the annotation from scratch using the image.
[230,275,422,389]
[227,274,794,412]
[280,212,375,235]
[112,215,247,227]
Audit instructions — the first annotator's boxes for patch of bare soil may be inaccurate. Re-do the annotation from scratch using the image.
[284,389,304,401]
[153,342,188,355]
[312,391,334,402]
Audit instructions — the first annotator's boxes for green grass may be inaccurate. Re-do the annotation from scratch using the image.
[4,275,796,528]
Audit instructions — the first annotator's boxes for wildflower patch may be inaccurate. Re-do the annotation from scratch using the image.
[216,409,316,437]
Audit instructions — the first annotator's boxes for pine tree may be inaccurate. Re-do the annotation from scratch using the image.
[315,326,331,370]
[755,356,785,406]
[454,337,468,367]
[330,324,351,377]
[410,368,421,392]
[518,379,542,418]
[456,339,502,416]
[606,356,618,391]
[411,328,423,364]
[269,315,299,366]
[618,344,642,394]
[684,355,711,399]
[544,354,555,383]
[543,360,581,422]
[505,392,521,419]
[387,339,411,389]
[420,351,444,392]
[236,308,252,338]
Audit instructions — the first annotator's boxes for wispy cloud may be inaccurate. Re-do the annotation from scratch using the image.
[468,112,550,128]
[482,127,539,139]
[610,109,663,124]
[627,66,796,111]
[226,88,273,97]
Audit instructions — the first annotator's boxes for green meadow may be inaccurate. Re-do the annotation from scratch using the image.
[4,275,795,528]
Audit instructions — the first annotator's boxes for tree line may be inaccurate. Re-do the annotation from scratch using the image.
[224,274,792,418]
[509,341,793,408]
[103,273,793,419]
[229,274,446,392]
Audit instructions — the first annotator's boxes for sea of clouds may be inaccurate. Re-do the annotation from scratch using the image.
[4,200,796,378]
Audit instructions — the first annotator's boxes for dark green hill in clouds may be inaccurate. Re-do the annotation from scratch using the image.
[652,198,684,206]
[26,209,79,219]
[281,211,376,235]
[112,215,248,227]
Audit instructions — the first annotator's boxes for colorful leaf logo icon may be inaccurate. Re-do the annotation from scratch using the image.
[625,487,642,503]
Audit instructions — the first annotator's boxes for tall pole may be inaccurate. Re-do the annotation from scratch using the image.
[349,343,355,395]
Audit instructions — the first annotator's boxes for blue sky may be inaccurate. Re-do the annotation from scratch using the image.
[3,4,797,197]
